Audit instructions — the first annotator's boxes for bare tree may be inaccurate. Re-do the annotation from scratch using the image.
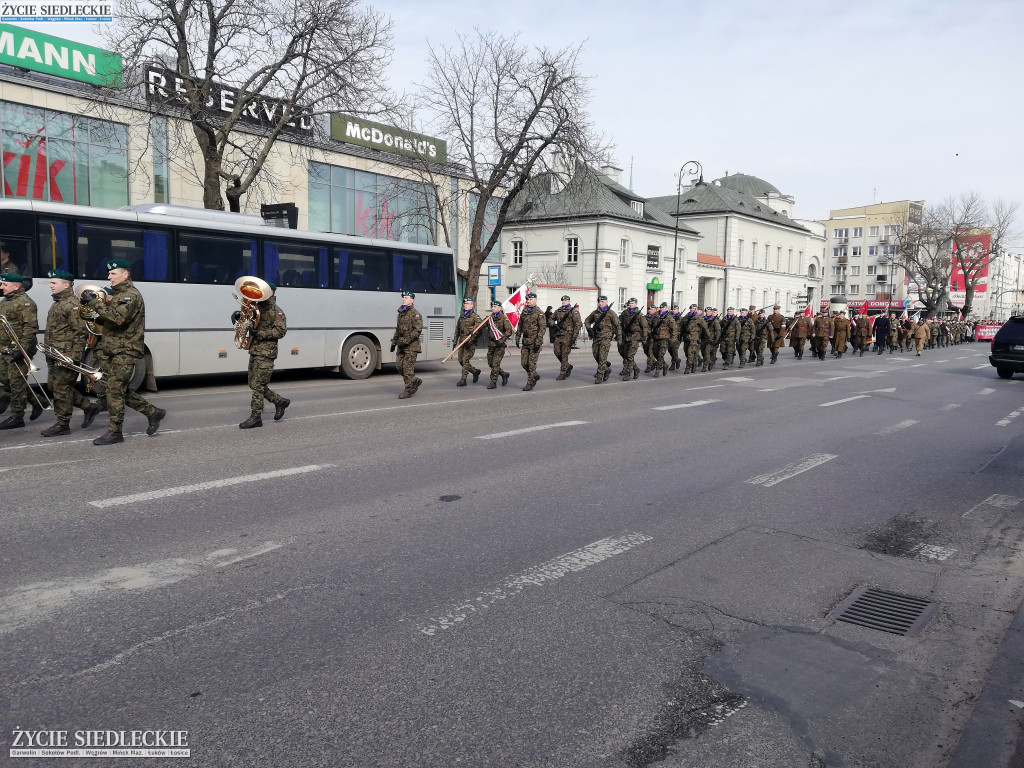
[98,0,394,211]
[399,31,606,300]
[944,194,1019,317]
[896,208,953,317]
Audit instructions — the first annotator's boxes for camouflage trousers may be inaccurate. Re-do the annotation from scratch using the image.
[457,345,480,379]
[47,361,92,425]
[668,340,681,366]
[753,337,767,365]
[720,338,737,366]
[651,338,669,371]
[622,337,642,374]
[104,354,156,431]
[553,336,574,375]
[685,339,701,369]
[0,353,32,417]
[249,354,284,412]
[520,344,541,384]
[591,337,612,377]
[487,344,507,382]
[737,340,752,364]
[702,341,718,367]
[396,347,419,389]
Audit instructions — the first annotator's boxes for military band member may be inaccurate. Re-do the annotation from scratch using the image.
[0,273,39,430]
[515,292,546,391]
[768,305,788,364]
[391,291,423,399]
[681,304,707,374]
[454,297,482,387]
[39,269,99,436]
[736,308,755,368]
[585,294,621,383]
[484,301,513,389]
[550,295,582,380]
[753,309,770,366]
[235,283,290,428]
[81,259,165,445]
[718,307,740,370]
[619,298,648,381]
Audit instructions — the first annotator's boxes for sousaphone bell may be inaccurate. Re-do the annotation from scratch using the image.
[232,276,273,349]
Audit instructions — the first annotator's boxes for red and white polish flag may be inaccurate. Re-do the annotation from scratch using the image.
[502,281,534,330]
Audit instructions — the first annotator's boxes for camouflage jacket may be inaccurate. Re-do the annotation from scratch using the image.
[754,317,771,341]
[549,305,582,340]
[85,279,147,359]
[44,286,89,359]
[249,296,287,359]
[391,304,423,353]
[737,316,756,343]
[584,307,621,341]
[650,311,674,340]
[0,287,38,356]
[619,308,649,341]
[719,315,741,343]
[455,310,481,348]
[483,312,513,346]
[516,306,547,346]
[704,317,721,345]
[680,312,708,343]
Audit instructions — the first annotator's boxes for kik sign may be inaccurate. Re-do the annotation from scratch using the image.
[2,129,74,202]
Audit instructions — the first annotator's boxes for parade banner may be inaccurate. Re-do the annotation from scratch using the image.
[502,274,537,330]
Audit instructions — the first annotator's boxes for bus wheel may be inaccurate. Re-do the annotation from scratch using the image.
[340,335,377,380]
[129,357,148,391]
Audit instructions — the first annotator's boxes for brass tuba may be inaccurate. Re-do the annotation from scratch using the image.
[232,276,273,350]
[74,283,107,339]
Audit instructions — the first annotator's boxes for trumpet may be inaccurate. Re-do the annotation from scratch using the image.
[37,342,104,387]
[74,283,106,339]
[232,276,273,350]
[0,313,53,412]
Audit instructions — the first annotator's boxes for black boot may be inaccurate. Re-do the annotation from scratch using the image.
[81,402,101,428]
[486,380,497,389]
[633,368,639,379]
[411,377,423,394]
[93,430,124,445]
[274,398,290,421]
[456,378,467,387]
[29,400,44,421]
[0,391,9,415]
[239,412,263,429]
[501,372,510,386]
[0,415,25,429]
[398,388,413,399]
[604,367,611,381]
[472,370,480,383]
[146,408,166,436]
[40,422,70,437]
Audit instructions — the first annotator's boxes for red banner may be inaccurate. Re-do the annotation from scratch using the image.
[976,323,1000,340]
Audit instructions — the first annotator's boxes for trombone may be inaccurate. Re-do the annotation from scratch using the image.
[0,313,53,412]
[37,342,104,387]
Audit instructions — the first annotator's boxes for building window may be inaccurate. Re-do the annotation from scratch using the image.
[883,224,902,237]
[833,228,848,239]
[619,238,630,265]
[868,246,878,256]
[852,227,863,238]
[750,288,756,305]
[512,240,523,266]
[850,265,861,276]
[566,237,579,264]
[631,200,644,216]
[808,264,817,278]
[869,226,879,237]
[751,241,757,268]
[867,265,877,275]
[776,246,781,271]
[618,287,626,308]
[775,290,780,306]
[787,249,793,272]
[852,246,862,257]
[882,245,897,256]
[764,243,770,269]
[848,285,860,295]
[737,239,744,265]
[830,284,846,295]
[646,245,660,270]
[786,291,791,307]
[677,246,686,271]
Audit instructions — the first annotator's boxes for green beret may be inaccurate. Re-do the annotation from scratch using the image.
[401,290,415,298]
[105,258,131,271]
[0,272,25,282]
[660,302,668,308]
[526,292,537,299]
[628,297,637,303]
[48,269,74,281]
[597,295,608,301]
[561,295,571,301]
[491,300,502,308]
[266,282,277,293]
[463,296,474,303]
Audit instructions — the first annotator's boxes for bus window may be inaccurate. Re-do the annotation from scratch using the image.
[264,240,328,288]
[335,246,389,291]
[36,219,69,275]
[0,237,32,277]
[179,232,257,284]
[75,222,170,281]
[392,250,455,295]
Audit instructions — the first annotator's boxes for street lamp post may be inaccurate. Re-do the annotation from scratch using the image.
[670,160,703,305]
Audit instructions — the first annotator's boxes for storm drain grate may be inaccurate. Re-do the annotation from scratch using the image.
[830,587,937,636]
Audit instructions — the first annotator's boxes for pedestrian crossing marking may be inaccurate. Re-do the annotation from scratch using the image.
[962,494,1023,518]
[745,453,838,487]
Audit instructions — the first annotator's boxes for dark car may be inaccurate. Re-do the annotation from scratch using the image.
[989,317,1024,378]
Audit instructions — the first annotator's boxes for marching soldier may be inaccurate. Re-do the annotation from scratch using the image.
[0,273,40,430]
[643,304,658,372]
[681,304,707,374]
[736,308,755,368]
[789,311,813,360]
[873,311,892,356]
[235,282,290,428]
[668,305,684,370]
[454,296,482,386]
[649,302,673,377]
[702,307,721,372]
[853,310,872,356]
[484,300,513,389]
[81,259,165,445]
[550,294,582,380]
[768,305,788,364]
[619,297,649,381]
[718,307,740,370]
[515,292,546,391]
[746,304,758,363]
[832,310,851,358]
[753,309,770,366]
[584,295,621,383]
[912,317,930,355]
[39,269,99,436]
[812,308,833,361]
[391,291,423,399]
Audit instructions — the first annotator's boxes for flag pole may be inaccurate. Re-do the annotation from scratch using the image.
[442,273,538,363]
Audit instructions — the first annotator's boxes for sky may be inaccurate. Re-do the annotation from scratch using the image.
[18,0,1024,227]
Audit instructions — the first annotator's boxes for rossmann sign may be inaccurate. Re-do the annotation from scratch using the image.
[331,113,446,163]
[0,23,121,86]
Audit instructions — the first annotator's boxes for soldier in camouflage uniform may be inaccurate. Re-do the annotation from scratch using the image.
[649,302,673,377]
[718,308,740,370]
[668,305,684,370]
[643,304,658,372]
[752,310,771,366]
[454,296,482,386]
[39,269,99,436]
[516,292,546,391]
[235,283,290,427]
[702,307,721,372]
[736,308,756,368]
[584,295,621,384]
[81,259,165,445]
[0,273,40,430]
[681,304,708,374]
[391,291,423,399]
[618,297,648,381]
[483,301,513,389]
[549,295,582,380]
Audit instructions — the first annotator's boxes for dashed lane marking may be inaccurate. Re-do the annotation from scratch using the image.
[973,364,991,370]
[819,395,870,407]
[683,385,725,391]
[477,421,588,440]
[962,494,1023,519]
[88,464,334,508]
[417,532,652,636]
[745,453,838,488]
[874,419,918,435]
[940,404,961,411]
[719,377,753,382]
[996,409,1023,427]
[651,399,720,411]
[979,388,996,395]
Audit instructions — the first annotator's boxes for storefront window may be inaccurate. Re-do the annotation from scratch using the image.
[0,101,128,208]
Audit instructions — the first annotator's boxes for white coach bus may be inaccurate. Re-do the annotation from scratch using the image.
[0,200,458,387]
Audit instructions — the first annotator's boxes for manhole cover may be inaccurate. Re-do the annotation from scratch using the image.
[830,587,937,636]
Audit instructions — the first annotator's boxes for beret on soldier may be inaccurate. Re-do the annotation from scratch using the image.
[401,290,415,298]
[727,306,735,311]
[463,296,474,302]
[267,282,278,292]
[48,269,74,281]
[660,302,668,308]
[491,300,502,307]
[773,304,781,309]
[758,309,766,315]
[561,294,571,301]
[628,297,637,303]
[671,304,679,310]
[0,272,25,282]
[689,304,698,309]
[597,295,608,301]
[105,258,131,271]
[526,292,537,299]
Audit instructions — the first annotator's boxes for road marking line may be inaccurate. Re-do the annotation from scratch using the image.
[88,465,333,508]
[758,389,777,392]
[874,419,918,435]
[684,384,725,391]
[909,363,927,367]
[651,399,720,411]
[819,395,870,407]
[957,356,969,360]
[719,376,753,382]
[745,453,838,488]
[963,494,1023,519]
[418,532,652,636]
[979,388,996,395]
[214,542,283,568]
[973,364,990,370]
[934,360,949,363]
[477,420,588,440]
[940,404,961,411]
[996,409,1023,427]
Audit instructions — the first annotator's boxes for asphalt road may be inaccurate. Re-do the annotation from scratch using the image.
[2,341,1024,767]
